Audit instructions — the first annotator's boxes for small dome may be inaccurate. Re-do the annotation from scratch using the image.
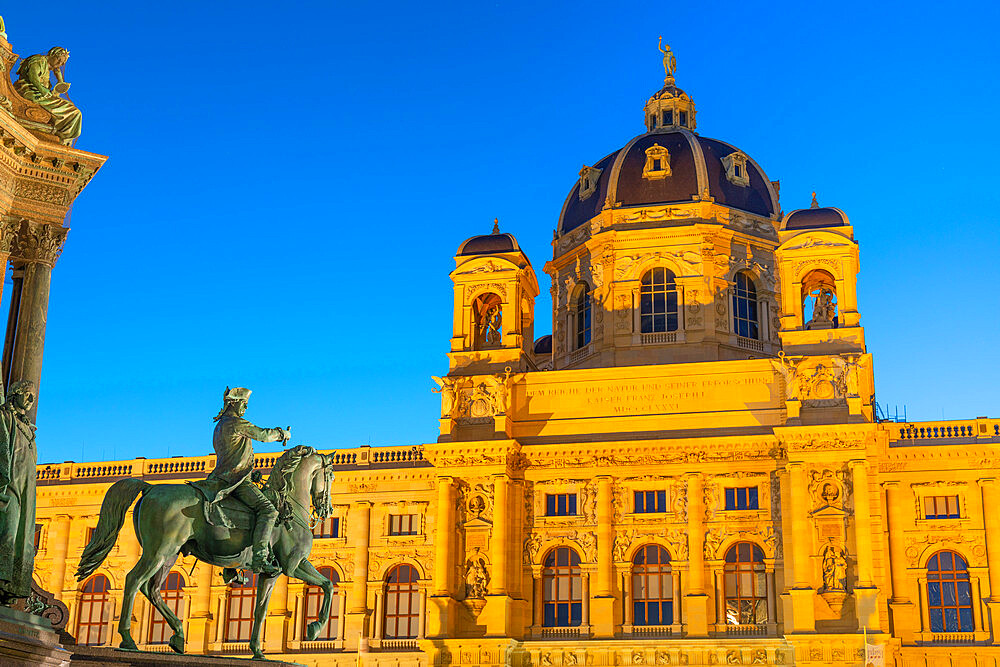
[457,231,520,256]
[782,197,849,230]
[533,335,552,354]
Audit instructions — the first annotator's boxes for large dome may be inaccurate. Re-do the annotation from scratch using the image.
[558,128,778,235]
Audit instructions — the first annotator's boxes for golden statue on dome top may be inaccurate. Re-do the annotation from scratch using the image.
[658,36,676,82]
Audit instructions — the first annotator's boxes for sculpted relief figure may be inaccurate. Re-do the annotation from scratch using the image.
[14,47,82,145]
[0,381,37,604]
[431,375,457,418]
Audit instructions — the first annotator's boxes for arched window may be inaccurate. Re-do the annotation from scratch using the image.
[632,545,673,625]
[77,574,111,646]
[225,572,258,642]
[148,571,185,644]
[732,272,759,339]
[303,566,340,641]
[927,550,974,632]
[543,547,582,627]
[723,542,767,625]
[384,564,419,639]
[472,293,503,349]
[575,286,591,349]
[640,268,678,334]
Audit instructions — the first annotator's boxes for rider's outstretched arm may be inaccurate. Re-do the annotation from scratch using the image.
[235,419,288,443]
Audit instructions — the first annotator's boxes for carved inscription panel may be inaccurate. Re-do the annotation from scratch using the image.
[513,368,779,421]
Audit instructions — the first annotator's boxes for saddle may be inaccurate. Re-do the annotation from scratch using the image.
[187,479,256,531]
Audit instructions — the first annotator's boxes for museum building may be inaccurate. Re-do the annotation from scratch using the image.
[31,48,1000,667]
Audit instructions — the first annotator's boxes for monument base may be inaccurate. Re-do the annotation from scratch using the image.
[66,645,305,666]
[0,605,72,666]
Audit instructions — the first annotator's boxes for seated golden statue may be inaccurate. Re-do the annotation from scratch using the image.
[14,47,81,145]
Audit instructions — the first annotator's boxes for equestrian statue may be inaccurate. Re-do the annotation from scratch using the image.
[76,387,336,659]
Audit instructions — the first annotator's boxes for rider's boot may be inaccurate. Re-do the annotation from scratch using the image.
[250,506,280,576]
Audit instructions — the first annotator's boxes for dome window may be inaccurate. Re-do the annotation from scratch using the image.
[577,165,602,201]
[678,111,688,127]
[662,110,673,127]
[722,152,751,187]
[640,268,679,333]
[642,144,671,181]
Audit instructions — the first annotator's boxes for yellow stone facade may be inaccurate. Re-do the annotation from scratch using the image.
[32,48,1000,667]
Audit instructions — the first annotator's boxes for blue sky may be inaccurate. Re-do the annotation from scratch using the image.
[3,1,998,464]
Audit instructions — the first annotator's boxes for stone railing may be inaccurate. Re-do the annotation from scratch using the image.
[890,418,1000,443]
[724,623,767,636]
[629,624,673,638]
[930,632,976,644]
[36,444,427,483]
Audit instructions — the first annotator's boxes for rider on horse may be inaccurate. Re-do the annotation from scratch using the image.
[207,386,290,575]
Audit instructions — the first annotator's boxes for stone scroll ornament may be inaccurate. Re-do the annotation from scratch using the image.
[74,388,336,660]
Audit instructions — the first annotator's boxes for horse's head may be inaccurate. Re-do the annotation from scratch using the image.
[308,451,335,520]
[266,445,334,520]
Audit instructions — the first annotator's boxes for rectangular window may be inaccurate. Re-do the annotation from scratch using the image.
[34,523,42,555]
[679,111,688,127]
[924,495,960,519]
[85,527,95,544]
[724,486,759,510]
[634,490,668,513]
[545,493,578,517]
[664,110,673,125]
[312,516,340,539]
[388,514,419,536]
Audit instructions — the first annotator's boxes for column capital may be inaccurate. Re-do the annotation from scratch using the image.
[353,500,373,508]
[10,219,67,267]
[849,458,868,469]
[881,480,901,489]
[436,475,455,484]
[977,477,997,488]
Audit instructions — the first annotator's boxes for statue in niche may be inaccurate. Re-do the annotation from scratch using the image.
[473,293,503,349]
[821,544,848,592]
[0,381,37,604]
[806,288,837,329]
[465,556,489,599]
[14,47,82,145]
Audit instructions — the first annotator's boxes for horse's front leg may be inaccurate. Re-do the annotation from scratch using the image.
[292,559,335,641]
[250,573,280,659]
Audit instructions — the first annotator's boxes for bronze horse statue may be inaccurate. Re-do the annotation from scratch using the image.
[77,445,335,659]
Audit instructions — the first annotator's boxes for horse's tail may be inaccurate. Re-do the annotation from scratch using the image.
[76,478,151,581]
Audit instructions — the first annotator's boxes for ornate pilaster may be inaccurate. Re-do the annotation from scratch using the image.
[349,501,372,614]
[850,459,881,632]
[684,473,710,637]
[489,474,508,595]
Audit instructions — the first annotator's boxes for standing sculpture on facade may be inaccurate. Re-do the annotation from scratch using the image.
[77,387,336,659]
[821,544,848,592]
[0,381,37,604]
[658,36,676,81]
[14,47,82,145]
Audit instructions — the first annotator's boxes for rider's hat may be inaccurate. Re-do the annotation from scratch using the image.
[224,386,252,402]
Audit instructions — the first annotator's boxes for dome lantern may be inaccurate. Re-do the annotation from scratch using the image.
[644,39,697,132]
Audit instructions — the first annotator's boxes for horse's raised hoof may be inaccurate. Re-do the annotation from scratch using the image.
[305,619,323,641]
[168,633,185,654]
[251,647,265,660]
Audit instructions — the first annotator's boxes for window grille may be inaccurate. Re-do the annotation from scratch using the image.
[732,272,759,339]
[926,551,974,632]
[640,268,678,334]
[545,494,577,516]
[148,572,185,644]
[384,565,419,639]
[303,566,340,641]
[543,547,582,627]
[723,542,767,625]
[632,545,673,625]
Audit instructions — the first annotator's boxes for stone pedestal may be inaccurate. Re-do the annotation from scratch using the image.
[66,645,305,666]
[0,605,71,666]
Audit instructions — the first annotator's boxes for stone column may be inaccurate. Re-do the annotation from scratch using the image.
[3,221,67,421]
[532,574,544,629]
[684,474,710,636]
[580,573,590,630]
[883,482,909,601]
[786,462,816,633]
[350,501,372,613]
[851,459,880,632]
[47,514,71,597]
[596,476,613,596]
[979,479,1000,639]
[433,477,454,596]
[592,475,615,637]
[489,474,508,595]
